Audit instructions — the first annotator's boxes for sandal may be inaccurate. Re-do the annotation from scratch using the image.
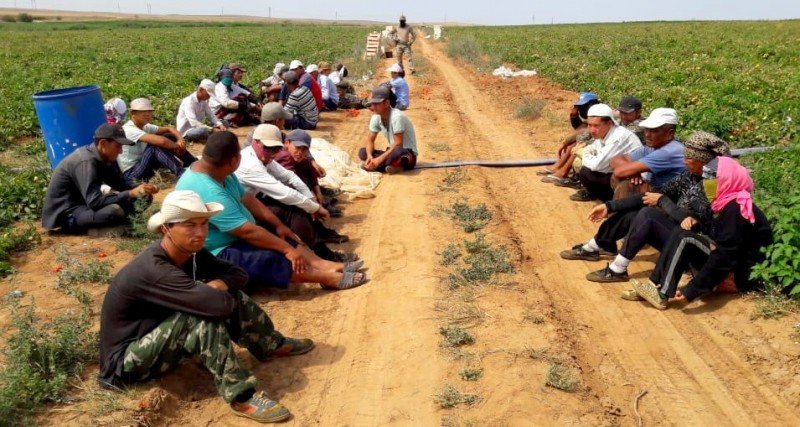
[541,174,563,183]
[326,271,368,290]
[344,259,365,272]
[536,168,554,176]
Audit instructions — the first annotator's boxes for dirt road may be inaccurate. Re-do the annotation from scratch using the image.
[14,34,798,426]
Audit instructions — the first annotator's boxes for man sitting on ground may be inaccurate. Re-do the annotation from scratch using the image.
[310,62,339,111]
[98,190,313,423]
[540,92,599,183]
[42,123,159,234]
[120,98,197,186]
[359,86,419,174]
[386,63,410,110]
[210,68,260,127]
[617,96,645,144]
[235,125,354,262]
[283,71,319,130]
[175,131,367,290]
[177,79,227,143]
[569,103,642,202]
[259,62,287,103]
[284,60,323,111]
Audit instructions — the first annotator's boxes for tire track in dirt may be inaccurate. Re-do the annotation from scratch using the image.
[418,37,800,425]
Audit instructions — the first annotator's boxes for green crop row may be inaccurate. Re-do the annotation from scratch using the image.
[447,21,800,147]
[0,21,373,148]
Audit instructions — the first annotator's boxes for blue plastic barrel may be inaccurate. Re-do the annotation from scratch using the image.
[32,85,106,169]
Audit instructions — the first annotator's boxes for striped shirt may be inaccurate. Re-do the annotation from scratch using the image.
[285,86,319,126]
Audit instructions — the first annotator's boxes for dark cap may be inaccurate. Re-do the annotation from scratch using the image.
[618,96,643,113]
[218,68,234,79]
[283,70,300,85]
[286,129,312,148]
[94,123,135,145]
[370,86,392,103]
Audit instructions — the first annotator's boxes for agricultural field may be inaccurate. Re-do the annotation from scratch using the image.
[447,21,800,148]
[0,20,371,148]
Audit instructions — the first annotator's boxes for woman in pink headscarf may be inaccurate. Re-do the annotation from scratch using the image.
[629,157,773,309]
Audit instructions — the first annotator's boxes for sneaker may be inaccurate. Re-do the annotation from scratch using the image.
[317,228,349,244]
[559,244,600,261]
[631,279,667,310]
[385,165,402,174]
[553,177,581,189]
[620,288,644,301]
[230,391,291,423]
[331,251,359,263]
[269,337,315,357]
[569,189,593,202]
[586,263,629,283]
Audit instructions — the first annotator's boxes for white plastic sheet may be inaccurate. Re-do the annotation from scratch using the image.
[309,138,382,200]
[492,66,539,78]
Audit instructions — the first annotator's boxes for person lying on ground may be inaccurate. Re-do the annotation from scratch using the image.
[311,62,339,111]
[566,103,642,202]
[625,157,773,310]
[282,70,319,130]
[608,107,686,196]
[42,123,159,234]
[234,125,356,263]
[274,129,348,241]
[565,131,730,283]
[176,79,227,143]
[540,92,599,181]
[120,98,197,186]
[386,63,410,110]
[104,97,127,124]
[359,86,419,174]
[259,62,287,103]
[336,80,371,110]
[98,190,313,423]
[210,68,261,127]
[389,14,417,74]
[175,131,367,290]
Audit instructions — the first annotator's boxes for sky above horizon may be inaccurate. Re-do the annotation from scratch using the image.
[2,0,799,25]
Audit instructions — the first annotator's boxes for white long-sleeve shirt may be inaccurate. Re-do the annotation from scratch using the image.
[317,74,339,103]
[176,92,222,135]
[582,125,642,173]
[234,146,320,214]
[209,82,248,113]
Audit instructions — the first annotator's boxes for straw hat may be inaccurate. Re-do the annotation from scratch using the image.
[147,190,223,232]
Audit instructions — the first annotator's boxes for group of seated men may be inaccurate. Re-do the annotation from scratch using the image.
[541,93,773,311]
[42,56,422,421]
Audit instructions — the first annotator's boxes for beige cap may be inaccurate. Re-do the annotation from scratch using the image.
[130,98,155,111]
[147,190,223,232]
[252,124,283,147]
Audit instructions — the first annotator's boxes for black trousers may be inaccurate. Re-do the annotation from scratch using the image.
[594,207,639,254]
[619,207,677,260]
[578,166,613,201]
[64,200,136,234]
[650,228,713,297]
[255,194,338,261]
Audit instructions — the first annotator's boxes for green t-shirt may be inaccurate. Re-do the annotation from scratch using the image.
[175,168,254,255]
[369,108,418,155]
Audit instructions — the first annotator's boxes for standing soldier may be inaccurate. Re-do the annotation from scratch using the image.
[390,15,417,74]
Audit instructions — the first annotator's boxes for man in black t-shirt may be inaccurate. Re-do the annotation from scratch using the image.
[98,190,313,423]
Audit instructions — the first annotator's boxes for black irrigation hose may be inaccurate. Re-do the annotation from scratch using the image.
[415,147,771,169]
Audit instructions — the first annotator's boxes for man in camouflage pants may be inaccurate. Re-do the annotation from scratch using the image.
[99,190,314,423]
[390,15,417,74]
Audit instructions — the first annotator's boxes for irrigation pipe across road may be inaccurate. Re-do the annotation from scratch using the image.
[414,147,771,169]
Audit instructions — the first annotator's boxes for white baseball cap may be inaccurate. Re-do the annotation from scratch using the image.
[386,63,403,74]
[289,60,304,70]
[252,124,283,147]
[306,64,318,73]
[587,103,614,119]
[147,190,223,232]
[639,108,679,128]
[199,79,216,93]
[129,98,155,111]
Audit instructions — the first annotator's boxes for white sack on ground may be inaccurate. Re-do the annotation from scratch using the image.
[310,138,381,199]
[492,66,539,78]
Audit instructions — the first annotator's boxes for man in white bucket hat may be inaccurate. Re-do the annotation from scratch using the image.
[99,190,313,423]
